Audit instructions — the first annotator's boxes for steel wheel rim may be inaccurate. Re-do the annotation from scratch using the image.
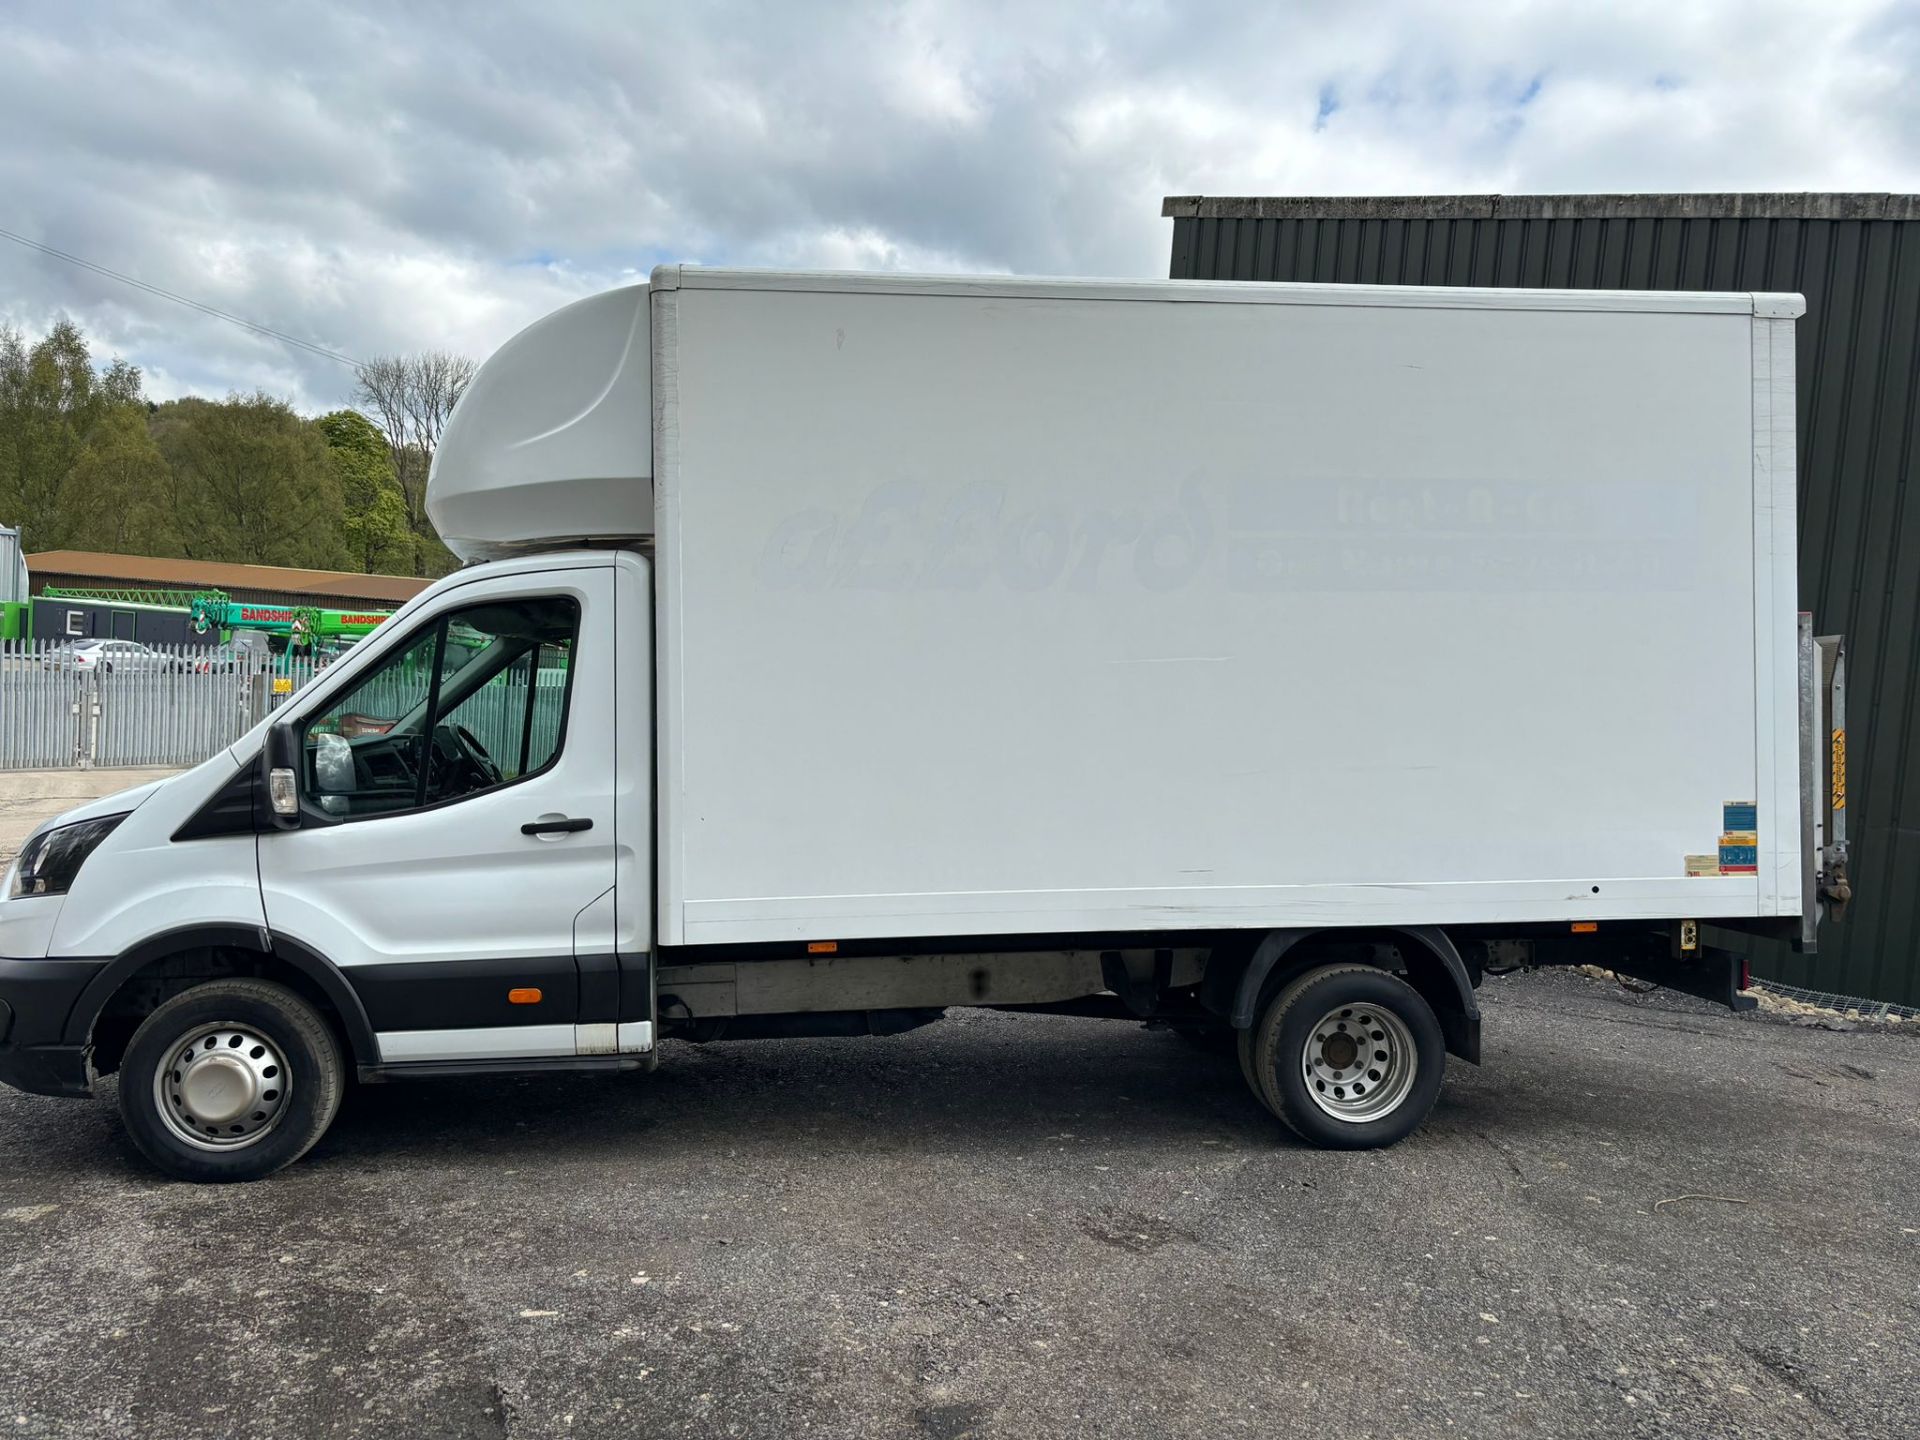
[1301,1002,1418,1123]
[153,1022,291,1151]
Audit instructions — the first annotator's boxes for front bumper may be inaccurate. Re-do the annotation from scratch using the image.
[0,956,108,1098]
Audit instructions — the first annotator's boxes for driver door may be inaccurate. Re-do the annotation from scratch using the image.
[257,563,617,1064]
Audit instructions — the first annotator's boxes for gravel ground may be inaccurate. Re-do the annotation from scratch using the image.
[0,968,1915,1440]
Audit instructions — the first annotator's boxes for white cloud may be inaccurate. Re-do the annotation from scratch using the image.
[0,0,1914,411]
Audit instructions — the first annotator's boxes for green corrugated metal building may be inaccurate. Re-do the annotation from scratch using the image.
[1165,192,1920,1006]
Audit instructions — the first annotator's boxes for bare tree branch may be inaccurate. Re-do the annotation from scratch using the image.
[352,350,475,575]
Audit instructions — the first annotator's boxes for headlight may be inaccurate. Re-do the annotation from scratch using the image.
[6,814,128,899]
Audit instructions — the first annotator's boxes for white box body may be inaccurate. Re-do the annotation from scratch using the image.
[633,271,1803,946]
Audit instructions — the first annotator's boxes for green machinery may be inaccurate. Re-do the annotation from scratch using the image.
[40,587,393,649]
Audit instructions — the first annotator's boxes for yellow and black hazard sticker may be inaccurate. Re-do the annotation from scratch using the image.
[1832,729,1847,811]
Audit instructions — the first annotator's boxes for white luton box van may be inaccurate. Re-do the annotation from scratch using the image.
[0,269,1849,1180]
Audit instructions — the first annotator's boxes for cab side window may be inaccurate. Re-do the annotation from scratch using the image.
[301,597,579,819]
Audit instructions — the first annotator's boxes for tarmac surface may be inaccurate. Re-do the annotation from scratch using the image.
[0,768,179,865]
[0,966,1914,1439]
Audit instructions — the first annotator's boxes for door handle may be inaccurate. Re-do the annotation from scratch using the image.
[521,816,593,835]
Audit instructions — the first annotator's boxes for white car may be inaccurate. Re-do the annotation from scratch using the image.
[40,639,182,673]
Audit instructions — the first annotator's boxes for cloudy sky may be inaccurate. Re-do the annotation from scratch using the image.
[3,0,1917,412]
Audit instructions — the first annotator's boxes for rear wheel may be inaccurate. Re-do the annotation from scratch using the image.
[1246,964,1444,1149]
[117,978,345,1182]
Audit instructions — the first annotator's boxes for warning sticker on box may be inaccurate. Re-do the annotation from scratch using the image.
[1688,801,1758,876]
[1718,829,1758,874]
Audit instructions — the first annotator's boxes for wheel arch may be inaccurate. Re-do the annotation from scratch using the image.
[64,925,379,1074]
[1220,925,1481,1065]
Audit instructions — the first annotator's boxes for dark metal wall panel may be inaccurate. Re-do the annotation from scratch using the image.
[1168,198,1920,1006]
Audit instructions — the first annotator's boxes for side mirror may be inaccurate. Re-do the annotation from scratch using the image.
[262,719,303,830]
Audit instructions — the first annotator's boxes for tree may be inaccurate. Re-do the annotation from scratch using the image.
[150,394,349,569]
[59,404,178,554]
[1,318,443,576]
[318,409,413,574]
[353,350,475,576]
[0,318,144,549]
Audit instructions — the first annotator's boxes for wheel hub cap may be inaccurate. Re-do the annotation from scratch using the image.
[155,1024,291,1150]
[180,1052,257,1124]
[1302,1002,1419,1124]
[1321,1032,1360,1070]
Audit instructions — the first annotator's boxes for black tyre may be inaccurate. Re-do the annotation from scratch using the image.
[1246,964,1444,1150]
[117,978,345,1183]
[1236,1022,1268,1119]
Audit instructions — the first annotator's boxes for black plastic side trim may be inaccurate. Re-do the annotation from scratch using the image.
[171,762,259,842]
[1,956,109,1049]
[1394,926,1483,1065]
[0,1042,92,1098]
[618,952,653,1022]
[361,1054,645,1083]
[1227,929,1314,1029]
[264,935,382,1068]
[345,955,580,1032]
[63,924,272,1044]
[579,952,619,1023]
[60,926,383,1071]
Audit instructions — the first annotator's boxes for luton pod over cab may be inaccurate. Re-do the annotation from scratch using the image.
[0,269,1850,1180]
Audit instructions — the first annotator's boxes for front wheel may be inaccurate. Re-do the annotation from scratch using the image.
[1245,964,1444,1149]
[118,978,345,1182]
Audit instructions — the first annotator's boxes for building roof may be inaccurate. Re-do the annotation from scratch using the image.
[25,551,433,605]
[1162,192,1920,222]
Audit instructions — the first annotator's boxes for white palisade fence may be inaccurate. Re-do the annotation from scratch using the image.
[0,640,325,770]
